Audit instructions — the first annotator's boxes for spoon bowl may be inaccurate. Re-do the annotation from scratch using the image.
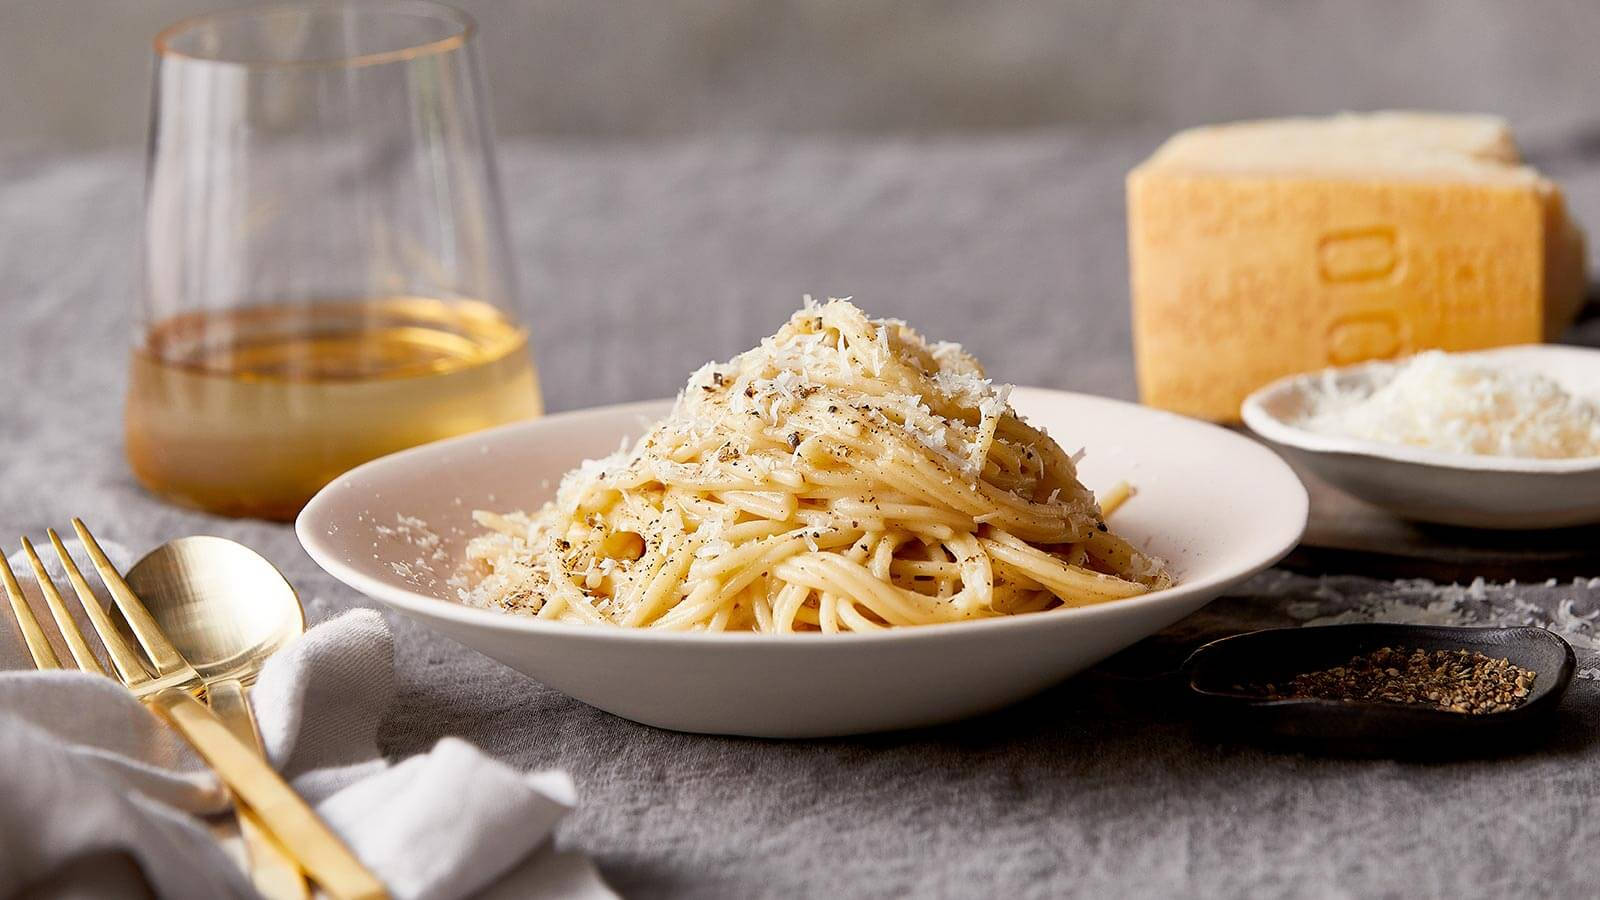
[123,534,312,899]
[124,535,304,684]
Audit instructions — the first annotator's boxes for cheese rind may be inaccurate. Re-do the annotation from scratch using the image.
[1127,112,1587,423]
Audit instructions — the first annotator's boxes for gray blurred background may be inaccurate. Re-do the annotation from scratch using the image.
[6,0,1600,149]
[5,0,1599,413]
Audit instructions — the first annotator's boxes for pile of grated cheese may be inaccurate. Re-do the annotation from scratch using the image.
[1302,350,1600,459]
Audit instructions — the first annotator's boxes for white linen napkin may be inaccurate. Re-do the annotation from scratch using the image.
[0,541,613,900]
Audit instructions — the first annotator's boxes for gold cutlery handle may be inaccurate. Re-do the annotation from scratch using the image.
[150,687,387,900]
[209,678,311,900]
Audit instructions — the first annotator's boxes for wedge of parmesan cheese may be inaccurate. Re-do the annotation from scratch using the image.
[1128,111,1588,423]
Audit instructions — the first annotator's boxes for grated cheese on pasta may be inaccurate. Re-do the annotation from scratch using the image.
[457,298,1170,631]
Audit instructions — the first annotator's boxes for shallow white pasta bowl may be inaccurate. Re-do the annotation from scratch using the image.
[297,388,1307,737]
[1242,345,1600,530]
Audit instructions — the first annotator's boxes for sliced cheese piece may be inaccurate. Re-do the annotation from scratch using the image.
[1127,111,1588,423]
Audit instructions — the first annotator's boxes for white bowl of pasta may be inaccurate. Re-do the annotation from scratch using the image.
[299,388,1306,737]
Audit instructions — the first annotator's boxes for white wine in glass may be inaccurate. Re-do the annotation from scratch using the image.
[127,1,541,520]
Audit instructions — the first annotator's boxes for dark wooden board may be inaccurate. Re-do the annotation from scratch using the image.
[1254,303,1600,581]
[1272,450,1600,582]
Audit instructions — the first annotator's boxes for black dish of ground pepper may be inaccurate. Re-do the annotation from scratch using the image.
[1182,624,1575,756]
[1249,646,1536,714]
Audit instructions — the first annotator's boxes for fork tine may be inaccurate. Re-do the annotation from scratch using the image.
[1,549,62,669]
[21,536,106,675]
[37,532,150,685]
[71,518,188,676]
[35,531,116,672]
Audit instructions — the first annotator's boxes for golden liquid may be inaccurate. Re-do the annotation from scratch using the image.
[125,297,542,520]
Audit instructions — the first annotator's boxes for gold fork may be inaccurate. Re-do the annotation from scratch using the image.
[0,520,387,900]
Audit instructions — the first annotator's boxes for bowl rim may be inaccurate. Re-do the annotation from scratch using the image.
[297,388,1309,646]
[1240,344,1600,476]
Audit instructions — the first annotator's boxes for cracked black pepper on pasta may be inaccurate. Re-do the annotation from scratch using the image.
[460,298,1173,631]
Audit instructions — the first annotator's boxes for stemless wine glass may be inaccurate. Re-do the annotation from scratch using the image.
[127,0,542,521]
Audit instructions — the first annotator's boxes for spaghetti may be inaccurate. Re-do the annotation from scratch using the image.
[462,299,1172,631]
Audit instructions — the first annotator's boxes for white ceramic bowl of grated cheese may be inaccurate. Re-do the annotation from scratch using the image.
[298,388,1307,737]
[1243,345,1600,529]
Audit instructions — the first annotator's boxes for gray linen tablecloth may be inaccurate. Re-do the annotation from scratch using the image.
[4,128,1600,898]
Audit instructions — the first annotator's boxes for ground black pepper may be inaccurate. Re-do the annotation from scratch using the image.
[1249,647,1536,714]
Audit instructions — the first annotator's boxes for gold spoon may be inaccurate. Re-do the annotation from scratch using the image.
[126,536,311,900]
